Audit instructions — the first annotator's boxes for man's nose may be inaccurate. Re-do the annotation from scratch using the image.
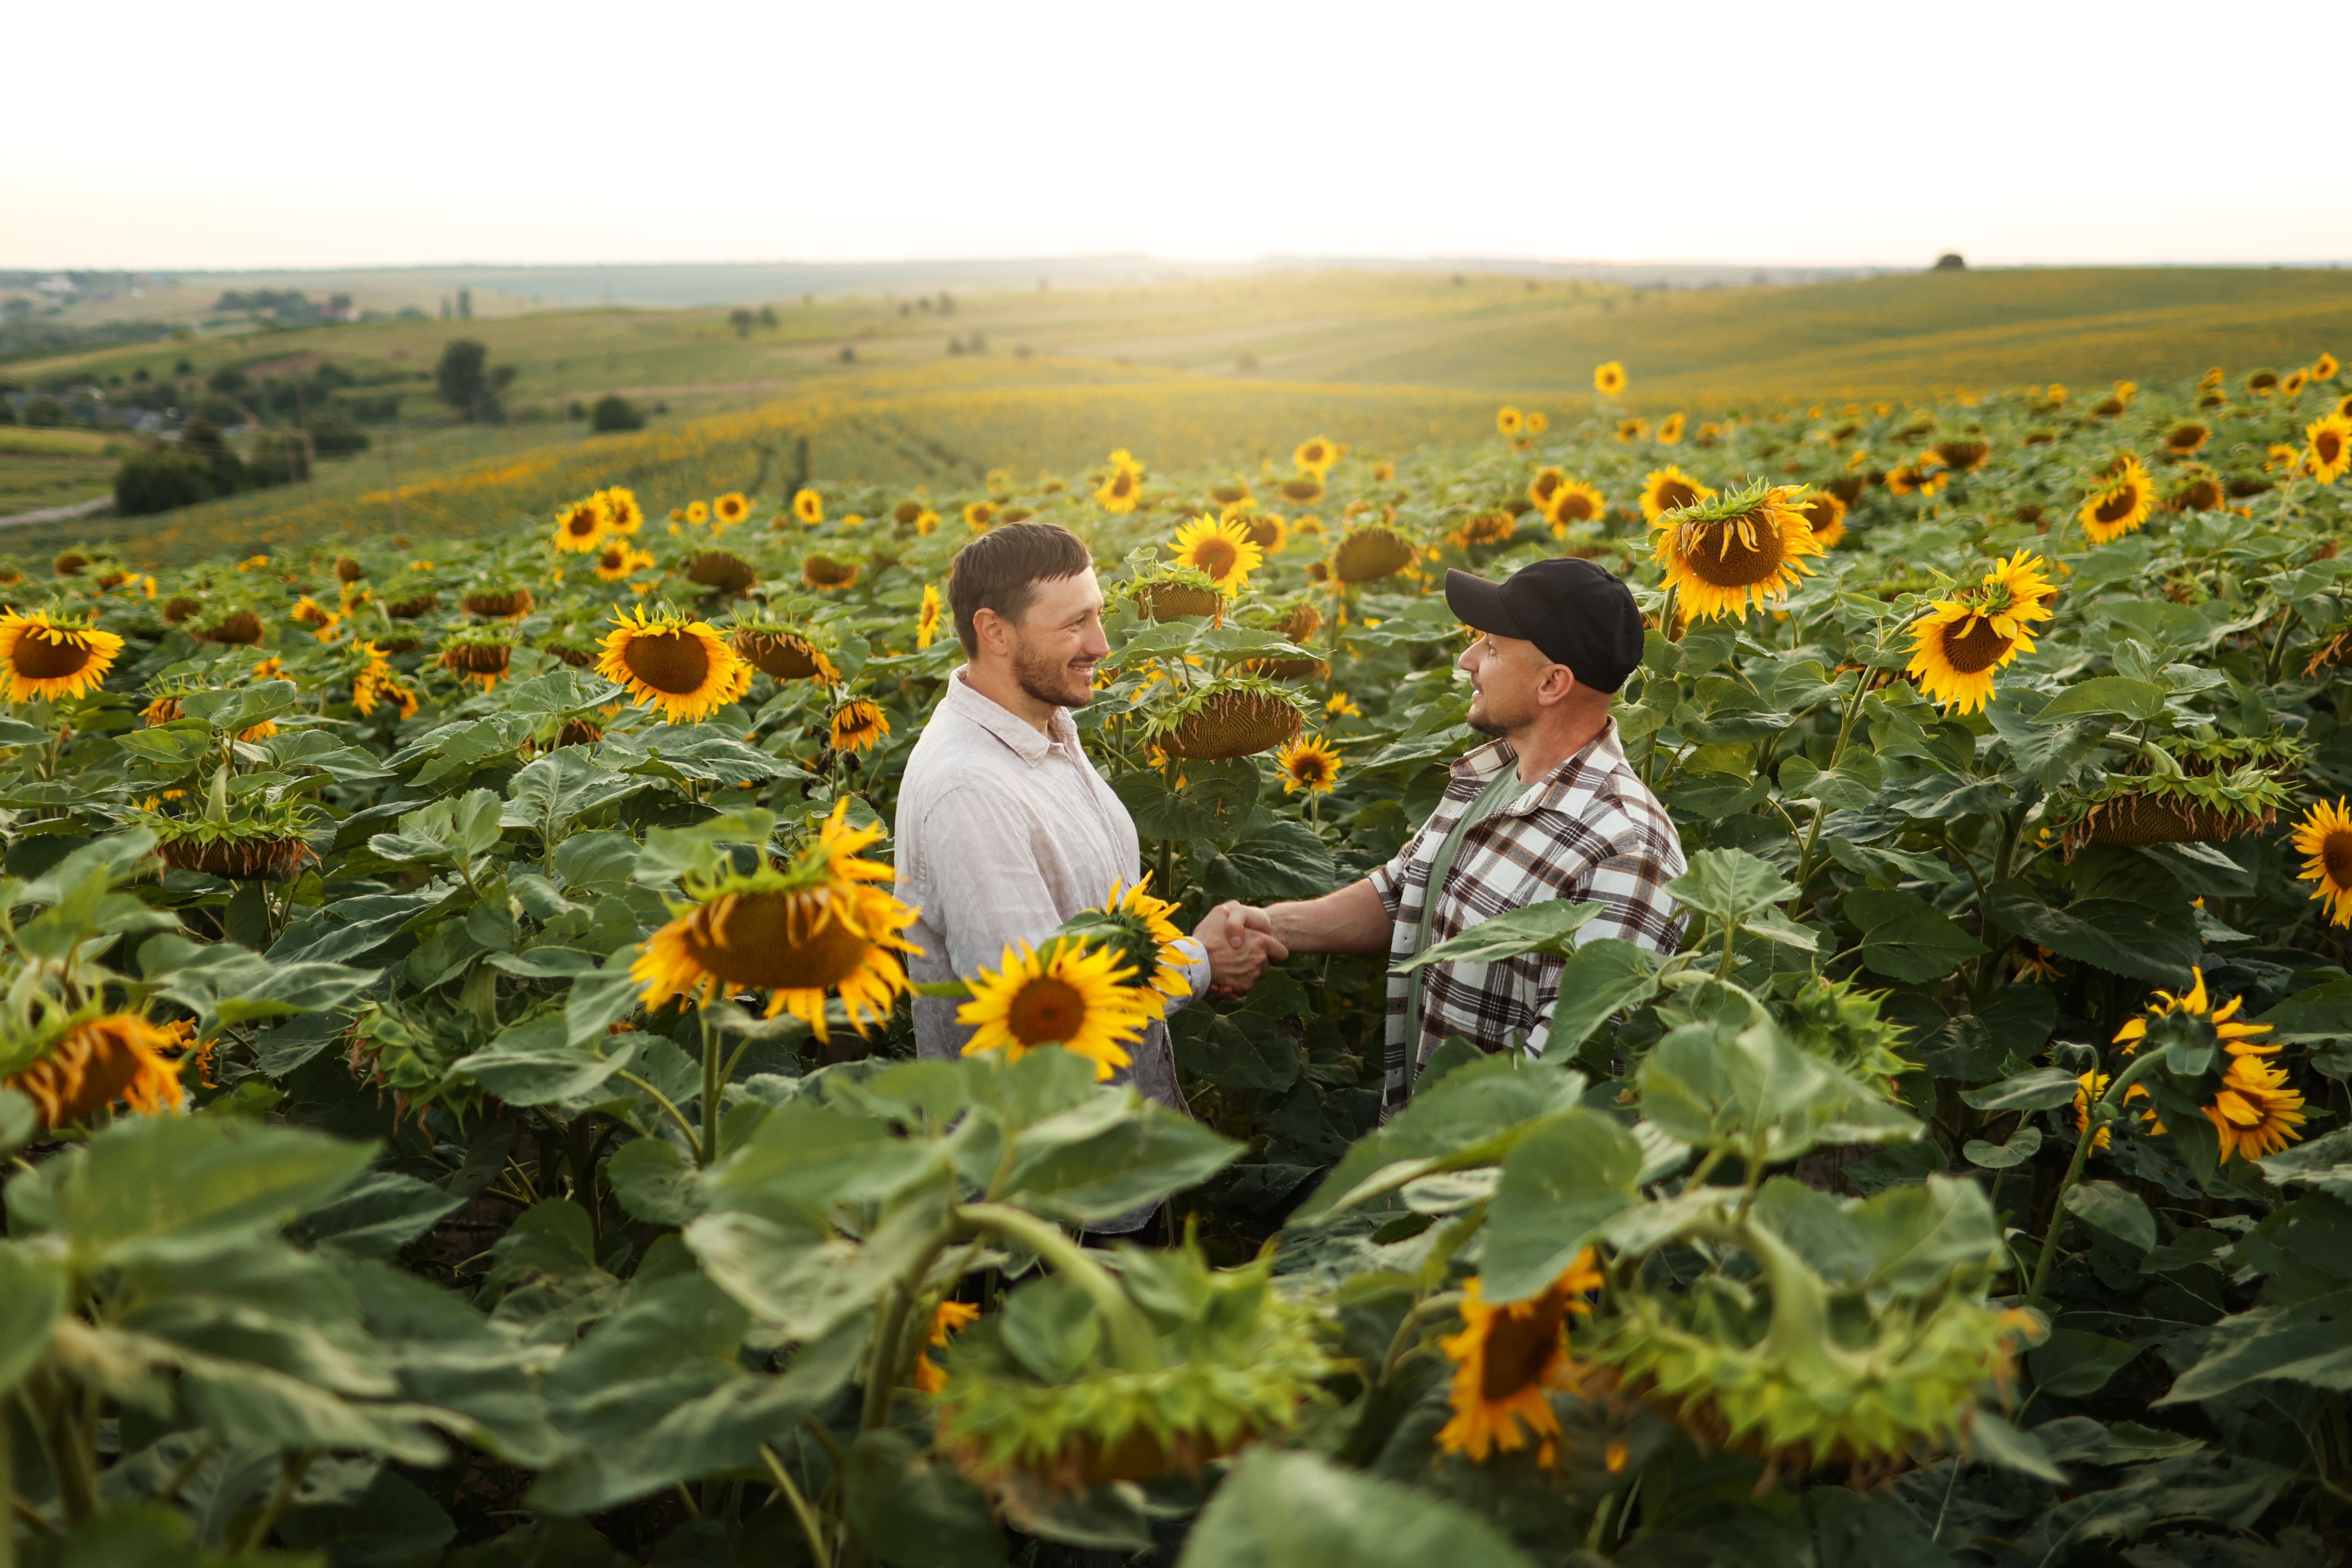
[1456,643,1478,674]
[1079,621,1111,659]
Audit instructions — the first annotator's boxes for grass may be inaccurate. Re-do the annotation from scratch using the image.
[0,426,137,516]
[7,265,2347,563]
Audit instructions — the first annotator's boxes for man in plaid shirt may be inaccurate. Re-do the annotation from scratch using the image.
[1210,558,1685,1114]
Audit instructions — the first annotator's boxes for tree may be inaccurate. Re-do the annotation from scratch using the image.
[757,305,777,328]
[728,308,755,339]
[590,394,643,433]
[1934,252,1967,271]
[435,340,505,423]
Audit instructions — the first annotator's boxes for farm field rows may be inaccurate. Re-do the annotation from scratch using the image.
[1,325,2350,1564]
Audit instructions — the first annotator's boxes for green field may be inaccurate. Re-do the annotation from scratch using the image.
[9,265,2349,563]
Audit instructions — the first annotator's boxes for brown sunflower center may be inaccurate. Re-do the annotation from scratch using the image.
[600,548,626,570]
[2321,831,2352,891]
[14,629,93,680]
[1108,473,1135,498]
[1940,614,2015,674]
[1556,493,1599,522]
[1291,755,1333,786]
[687,889,872,991]
[1653,480,1700,512]
[1682,517,1787,589]
[2319,432,2344,464]
[566,511,597,536]
[1191,538,1240,579]
[1479,1292,1568,1401]
[622,630,712,695]
[1007,978,1087,1046]
[835,706,878,740]
[2092,486,2141,526]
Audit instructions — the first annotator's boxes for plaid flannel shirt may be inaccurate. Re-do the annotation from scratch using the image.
[1367,719,1686,1112]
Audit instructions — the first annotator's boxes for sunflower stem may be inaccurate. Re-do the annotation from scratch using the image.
[614,1070,703,1159]
[759,1444,833,1568]
[699,1008,721,1164]
[953,1202,1160,1371]
[2024,1049,2164,1307]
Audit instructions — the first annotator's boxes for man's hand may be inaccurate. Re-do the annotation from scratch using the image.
[1196,901,1288,999]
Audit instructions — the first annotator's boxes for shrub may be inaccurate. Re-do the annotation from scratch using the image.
[112,449,226,515]
[590,394,644,433]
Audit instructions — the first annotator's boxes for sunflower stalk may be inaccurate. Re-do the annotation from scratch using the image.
[952,1202,1160,1372]
[2024,1046,2169,1307]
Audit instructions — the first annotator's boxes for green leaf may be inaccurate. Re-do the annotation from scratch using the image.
[1396,899,1599,974]
[1961,1067,2082,1113]
[2035,676,2172,722]
[2031,1329,2141,1398]
[1825,835,1962,887]
[1112,770,1217,840]
[1169,1006,1302,1091]
[0,1242,64,1397]
[458,1015,638,1105]
[1479,1109,1642,1302]
[1293,1056,1588,1221]
[999,1105,1242,1224]
[1968,1409,2067,1483]
[144,934,380,1031]
[291,1170,462,1261]
[0,1086,33,1155]
[2065,1180,2155,1253]
[606,1136,704,1227]
[688,1186,948,1343]
[1536,939,1663,1061]
[2258,1127,2352,1196]
[1199,819,1339,901]
[1845,888,1985,983]
[1963,1124,2043,1169]
[1986,880,2199,986]
[1177,1448,1534,1568]
[1637,1012,1919,1166]
[842,1428,1006,1568]
[55,1115,377,1266]
[1780,750,1884,810]
[368,788,506,867]
[2159,1289,2352,1403]
[1667,848,1798,926]
[502,747,648,839]
[1176,759,1261,834]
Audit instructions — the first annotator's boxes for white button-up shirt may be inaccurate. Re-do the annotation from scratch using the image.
[894,668,1210,1110]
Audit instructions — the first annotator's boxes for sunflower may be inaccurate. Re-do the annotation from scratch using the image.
[955,939,1159,1080]
[2247,369,2279,395]
[1799,491,1848,549]
[914,1300,982,1395]
[802,554,862,591]
[1593,361,1627,397]
[2078,455,2155,544]
[1655,411,1686,446]
[917,584,943,650]
[1094,875,1196,1013]
[594,541,656,581]
[553,497,609,552]
[2163,422,2211,457]
[1638,466,1713,523]
[1495,406,1524,436]
[1277,474,1325,505]
[713,492,751,527]
[1652,481,1823,623]
[1241,512,1287,555]
[2339,393,2352,422]
[1616,418,1650,444]
[2204,1053,2306,1163]
[790,489,825,526]
[351,645,419,719]
[1527,467,1567,508]
[2292,799,2352,926]
[733,627,841,683]
[963,500,997,531]
[0,611,125,702]
[632,800,918,1041]
[1525,411,1549,435]
[1293,436,1340,476]
[828,697,890,755]
[2306,414,2352,484]
[1094,460,1143,514]
[1435,1253,1603,1468]
[1933,438,1990,472]
[595,606,751,723]
[1904,550,2057,713]
[598,486,645,535]
[1327,692,1361,718]
[2315,353,2341,381]
[1275,734,1341,796]
[1884,456,1949,497]
[1171,517,1265,597]
[1545,480,1607,534]
[2283,371,2309,398]
[4,1013,188,1129]
[2113,967,2275,1058]
[2168,468,2226,514]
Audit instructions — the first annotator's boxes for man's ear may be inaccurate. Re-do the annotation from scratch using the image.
[971,607,1007,658]
[1539,663,1579,707]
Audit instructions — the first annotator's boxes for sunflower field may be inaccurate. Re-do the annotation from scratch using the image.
[2,355,2352,1568]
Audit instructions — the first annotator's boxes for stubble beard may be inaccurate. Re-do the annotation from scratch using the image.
[1014,642,1094,711]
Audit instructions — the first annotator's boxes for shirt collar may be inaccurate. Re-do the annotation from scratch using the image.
[1449,719,1626,816]
[945,666,1075,762]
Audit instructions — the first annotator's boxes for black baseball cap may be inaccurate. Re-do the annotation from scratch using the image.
[1444,558,1644,693]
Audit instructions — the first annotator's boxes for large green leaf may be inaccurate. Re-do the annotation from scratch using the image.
[842,1428,1007,1568]
[1986,880,2199,986]
[1478,1109,1643,1302]
[2031,1329,2141,1398]
[292,1171,463,1261]
[2160,1288,2352,1402]
[1667,848,1798,926]
[53,1115,377,1266]
[368,788,506,868]
[2035,676,2172,722]
[1169,1006,1302,1090]
[144,931,380,1031]
[1177,1448,1533,1568]
[1960,1067,2082,1113]
[1292,1056,1588,1221]
[501,747,648,840]
[1537,939,1663,1060]
[1637,1013,1918,1167]
[2064,1180,2155,1254]
[998,1104,1242,1223]
[1199,820,1339,901]
[1844,888,1985,983]
[1395,899,1598,974]
[457,1015,639,1106]
[0,1241,64,1397]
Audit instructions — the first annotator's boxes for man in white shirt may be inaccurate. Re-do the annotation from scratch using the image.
[894,522,1282,1132]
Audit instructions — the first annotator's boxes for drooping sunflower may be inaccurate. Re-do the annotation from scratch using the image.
[1293,436,1340,476]
[595,606,751,722]
[2168,467,2226,514]
[2204,1053,2306,1163]
[828,697,890,755]
[713,492,751,527]
[2283,370,2309,398]
[5,1013,188,1129]
[632,800,919,1041]
[1435,1253,1603,1468]
[1652,481,1823,623]
[917,584,943,650]
[2247,369,2279,396]
[1799,491,1848,549]
[599,486,645,535]
[1277,474,1325,505]
[2306,414,2352,485]
[956,939,1159,1080]
[1171,517,1265,597]
[1655,411,1687,446]
[594,540,656,581]
[2113,967,2275,1058]
[1275,734,1341,796]
[1094,460,1143,514]
[1638,466,1713,522]
[1593,361,1627,397]
[2292,798,2352,926]
[2078,455,2156,544]
[802,553,862,591]
[1884,455,1949,497]
[2162,422,2211,457]
[1241,512,1287,555]
[1905,550,2058,713]
[733,625,841,683]
[1495,406,1524,436]
[1546,480,1607,534]
[0,611,125,703]
[553,496,609,552]
[914,1299,982,1395]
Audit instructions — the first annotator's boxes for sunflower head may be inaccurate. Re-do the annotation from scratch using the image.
[1593,361,1627,397]
[828,697,890,755]
[2111,966,2275,1060]
[1293,436,1339,476]
[595,605,751,722]
[2314,352,2340,381]
[731,622,841,683]
[1546,479,1607,534]
[1274,734,1342,796]
[1652,481,1823,622]
[1616,418,1650,444]
[598,486,645,535]
[683,549,757,596]
[801,553,861,591]
[1332,526,1417,585]
[963,500,998,531]
[1798,491,1848,549]
[1655,412,1687,446]
[4,1012,189,1129]
[1436,1254,1603,1468]
[632,800,917,1040]
[1525,410,1549,435]
[2163,422,2211,456]
[1495,406,1524,436]
[1052,875,1196,1015]
[1638,466,1713,522]
[2203,1052,2306,1163]
[553,496,610,552]
[2078,454,2155,544]
[1094,460,1143,514]
[0,611,125,703]
[713,492,751,527]
[2305,414,2352,484]
[1904,549,2057,713]
[1277,474,1324,505]
[595,541,656,581]
[956,938,1159,1079]
[2293,799,2352,927]
[791,489,824,525]
[917,584,944,650]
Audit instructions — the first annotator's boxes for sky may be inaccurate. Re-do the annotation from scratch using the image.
[11,0,2349,273]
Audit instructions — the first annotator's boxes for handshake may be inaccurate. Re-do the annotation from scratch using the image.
[1193,900,1288,1000]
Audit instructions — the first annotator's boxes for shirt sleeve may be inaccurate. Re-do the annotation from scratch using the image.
[1571,836,1688,955]
[1164,936,1210,1014]
[1369,812,1443,918]
[915,784,1067,982]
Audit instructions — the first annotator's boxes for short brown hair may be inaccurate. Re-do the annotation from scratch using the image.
[946,521,1093,655]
